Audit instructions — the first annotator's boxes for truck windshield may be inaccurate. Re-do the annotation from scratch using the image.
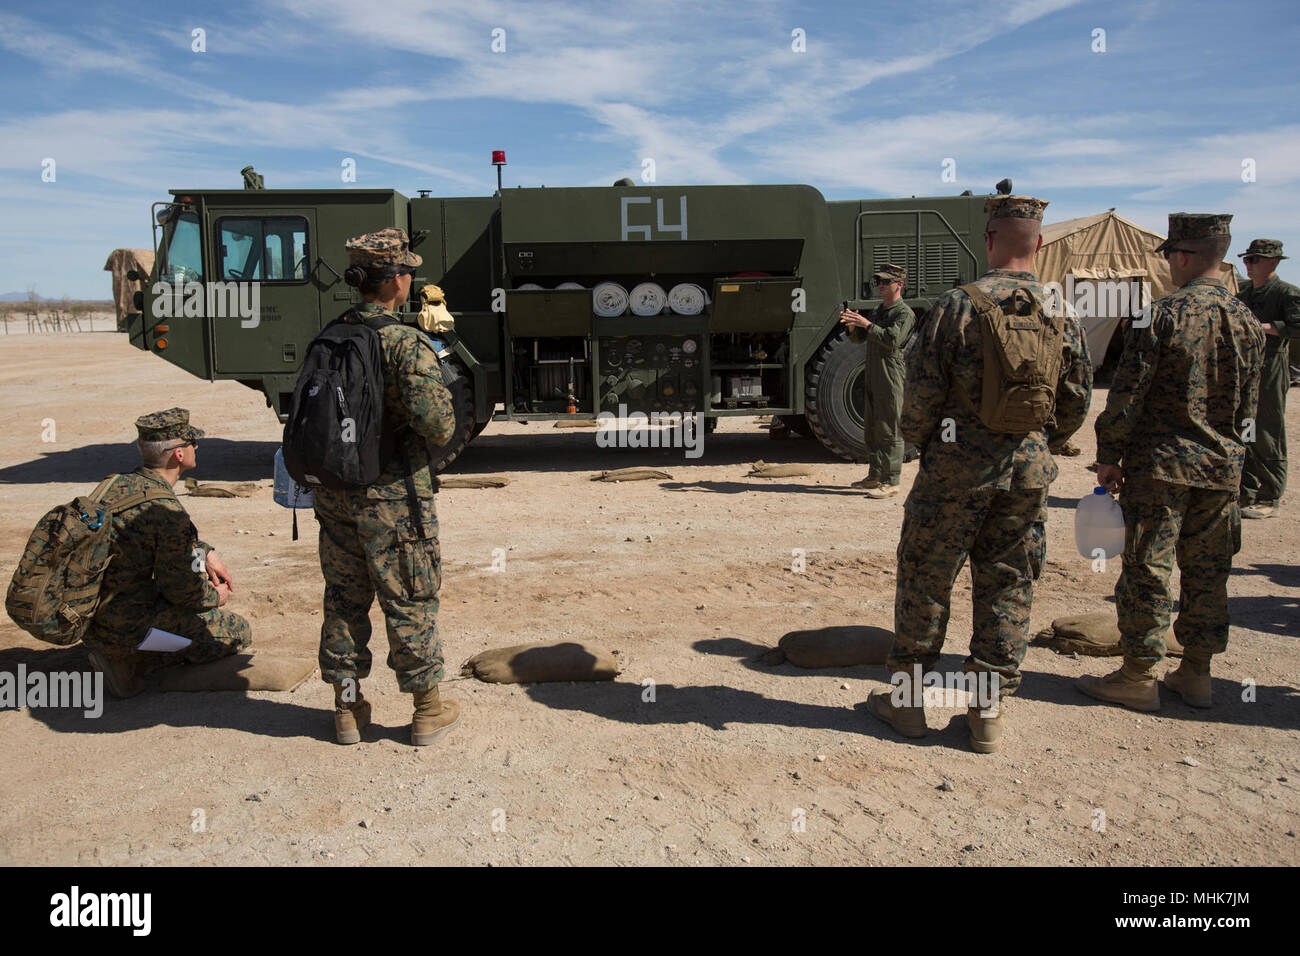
[162,211,203,282]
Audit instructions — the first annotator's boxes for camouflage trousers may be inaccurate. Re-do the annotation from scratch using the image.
[85,604,251,664]
[864,359,906,484]
[1116,478,1240,673]
[1240,345,1289,506]
[314,488,444,693]
[890,485,1047,695]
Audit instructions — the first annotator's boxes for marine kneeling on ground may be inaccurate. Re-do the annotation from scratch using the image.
[85,408,252,697]
[287,227,459,747]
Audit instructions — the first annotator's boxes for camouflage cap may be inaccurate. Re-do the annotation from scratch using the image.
[345,227,422,269]
[1237,238,1287,260]
[872,263,907,282]
[135,407,204,443]
[985,195,1048,222]
[1153,213,1232,253]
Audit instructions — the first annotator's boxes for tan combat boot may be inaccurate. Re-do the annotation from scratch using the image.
[851,476,882,490]
[867,687,928,738]
[411,686,460,746]
[87,648,146,699]
[865,483,900,499]
[1075,661,1160,712]
[332,683,370,745]
[1163,659,1212,708]
[967,700,1005,754]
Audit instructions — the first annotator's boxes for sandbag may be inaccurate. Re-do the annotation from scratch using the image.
[746,460,815,478]
[761,626,894,668]
[183,478,259,498]
[554,419,599,429]
[590,468,672,482]
[461,641,620,683]
[1031,612,1184,657]
[157,654,315,692]
[437,476,511,489]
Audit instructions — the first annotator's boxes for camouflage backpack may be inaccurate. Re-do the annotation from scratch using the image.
[960,283,1064,434]
[5,475,174,645]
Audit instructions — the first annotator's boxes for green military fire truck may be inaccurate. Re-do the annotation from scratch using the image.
[128,165,993,470]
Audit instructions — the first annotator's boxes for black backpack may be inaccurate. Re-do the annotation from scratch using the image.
[282,310,398,490]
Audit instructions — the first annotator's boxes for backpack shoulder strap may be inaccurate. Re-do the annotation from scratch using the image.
[103,476,179,515]
[87,474,121,503]
[959,282,1000,315]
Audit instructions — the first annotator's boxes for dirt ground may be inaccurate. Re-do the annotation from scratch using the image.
[1,332,1296,866]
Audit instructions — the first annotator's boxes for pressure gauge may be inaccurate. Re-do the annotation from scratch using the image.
[682,339,698,354]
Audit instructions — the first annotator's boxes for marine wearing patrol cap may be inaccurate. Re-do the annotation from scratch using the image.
[1153,213,1232,253]
[135,407,204,443]
[1238,238,1288,260]
[345,227,422,269]
[985,195,1048,221]
[873,263,907,283]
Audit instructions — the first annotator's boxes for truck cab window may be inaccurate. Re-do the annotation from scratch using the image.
[163,212,203,283]
[218,216,310,281]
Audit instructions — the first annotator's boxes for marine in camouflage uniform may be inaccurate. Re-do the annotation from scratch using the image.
[1236,238,1300,517]
[871,195,1092,750]
[313,228,456,743]
[844,263,915,494]
[86,408,251,692]
[1080,214,1264,710]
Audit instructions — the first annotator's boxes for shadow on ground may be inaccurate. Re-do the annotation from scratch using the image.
[1,645,325,741]
[0,439,281,485]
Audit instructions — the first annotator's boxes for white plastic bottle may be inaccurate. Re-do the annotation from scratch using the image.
[273,448,313,510]
[1075,486,1124,559]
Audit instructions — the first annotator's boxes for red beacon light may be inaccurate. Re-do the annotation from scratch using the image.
[491,150,507,193]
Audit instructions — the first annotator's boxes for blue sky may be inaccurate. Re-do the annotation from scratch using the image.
[2,0,1299,298]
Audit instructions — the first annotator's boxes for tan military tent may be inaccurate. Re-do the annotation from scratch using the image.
[1035,210,1242,365]
[103,248,154,331]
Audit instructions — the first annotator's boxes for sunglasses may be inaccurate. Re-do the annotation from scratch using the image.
[873,278,901,286]
[1162,247,1195,260]
[1243,256,1262,264]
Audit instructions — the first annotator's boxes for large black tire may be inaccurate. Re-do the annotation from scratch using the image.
[470,408,494,440]
[430,359,477,473]
[805,330,868,462]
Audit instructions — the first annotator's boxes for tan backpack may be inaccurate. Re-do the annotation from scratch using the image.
[960,283,1064,434]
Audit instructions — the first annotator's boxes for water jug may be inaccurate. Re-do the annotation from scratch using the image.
[273,447,313,510]
[1075,486,1124,559]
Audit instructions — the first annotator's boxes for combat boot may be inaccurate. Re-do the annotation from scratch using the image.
[87,648,146,699]
[865,483,899,499]
[332,683,370,745]
[1075,661,1160,712]
[1241,502,1275,519]
[411,686,460,746]
[1163,660,1212,708]
[851,476,882,490]
[867,687,927,738]
[967,701,1005,754]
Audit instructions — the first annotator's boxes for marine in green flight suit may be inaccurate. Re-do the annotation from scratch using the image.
[840,263,915,497]
[1236,238,1300,519]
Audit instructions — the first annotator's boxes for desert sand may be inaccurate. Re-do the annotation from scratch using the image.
[1,332,1296,866]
